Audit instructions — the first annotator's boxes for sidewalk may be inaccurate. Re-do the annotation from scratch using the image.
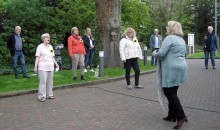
[0,59,220,130]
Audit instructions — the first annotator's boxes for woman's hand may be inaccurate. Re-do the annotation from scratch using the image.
[34,67,37,73]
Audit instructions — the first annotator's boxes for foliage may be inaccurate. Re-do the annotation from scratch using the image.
[121,0,151,44]
[0,60,156,94]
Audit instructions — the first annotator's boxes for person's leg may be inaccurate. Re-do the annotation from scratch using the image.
[38,70,47,101]
[13,51,19,78]
[204,50,209,68]
[72,54,79,78]
[151,51,155,66]
[155,48,159,65]
[89,51,95,70]
[19,52,27,77]
[79,54,85,79]
[210,50,216,68]
[46,71,54,98]
[131,58,140,86]
[84,51,90,70]
[125,59,132,86]
[163,86,186,120]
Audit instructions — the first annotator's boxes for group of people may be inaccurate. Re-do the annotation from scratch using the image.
[7,20,218,129]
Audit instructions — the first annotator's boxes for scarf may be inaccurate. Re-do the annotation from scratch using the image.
[72,34,82,40]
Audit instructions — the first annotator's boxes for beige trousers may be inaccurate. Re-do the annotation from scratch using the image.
[72,54,85,77]
[38,70,54,100]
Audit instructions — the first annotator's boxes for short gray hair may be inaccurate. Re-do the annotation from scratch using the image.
[71,27,78,34]
[208,26,213,31]
[41,33,50,42]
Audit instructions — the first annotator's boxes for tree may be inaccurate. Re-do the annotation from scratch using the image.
[94,0,121,67]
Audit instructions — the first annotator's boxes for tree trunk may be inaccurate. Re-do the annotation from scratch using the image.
[94,0,121,67]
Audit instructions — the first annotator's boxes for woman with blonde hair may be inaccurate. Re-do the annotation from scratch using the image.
[34,33,59,102]
[152,21,188,129]
[119,27,143,89]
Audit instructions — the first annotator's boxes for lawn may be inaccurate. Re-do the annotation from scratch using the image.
[0,61,156,94]
[187,51,220,58]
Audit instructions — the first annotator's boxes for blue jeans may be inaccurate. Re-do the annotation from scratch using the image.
[204,50,215,67]
[151,48,159,65]
[13,51,27,78]
[84,50,95,70]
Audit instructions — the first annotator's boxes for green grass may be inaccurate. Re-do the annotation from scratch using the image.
[0,61,156,94]
[187,51,220,58]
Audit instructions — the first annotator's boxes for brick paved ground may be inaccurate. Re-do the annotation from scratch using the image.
[0,59,219,130]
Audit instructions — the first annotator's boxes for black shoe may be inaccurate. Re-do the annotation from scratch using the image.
[23,76,30,78]
[73,77,77,80]
[163,115,176,122]
[205,66,208,69]
[213,66,216,69]
[81,76,85,80]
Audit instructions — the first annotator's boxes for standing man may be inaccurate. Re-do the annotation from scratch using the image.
[204,26,218,69]
[149,29,162,65]
[7,26,28,79]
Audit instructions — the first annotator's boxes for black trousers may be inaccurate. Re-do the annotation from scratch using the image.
[124,58,140,86]
[163,86,186,120]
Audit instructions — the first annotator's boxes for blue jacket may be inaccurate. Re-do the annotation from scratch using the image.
[82,34,96,52]
[152,35,188,88]
[149,34,162,50]
[7,32,24,56]
[204,32,218,51]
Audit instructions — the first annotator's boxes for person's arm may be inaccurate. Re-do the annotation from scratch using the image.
[82,35,91,48]
[138,42,143,60]
[34,56,39,73]
[119,38,126,62]
[149,35,154,50]
[152,36,172,59]
[68,36,73,58]
[53,58,59,69]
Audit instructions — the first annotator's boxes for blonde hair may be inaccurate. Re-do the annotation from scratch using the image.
[71,27,78,34]
[123,27,136,38]
[167,21,183,37]
[41,33,50,42]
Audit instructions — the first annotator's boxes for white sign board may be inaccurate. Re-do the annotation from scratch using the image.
[188,34,194,46]
[188,33,195,54]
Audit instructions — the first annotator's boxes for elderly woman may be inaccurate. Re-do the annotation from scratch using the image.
[119,27,143,89]
[204,26,218,69]
[68,27,86,80]
[152,21,188,129]
[34,33,59,102]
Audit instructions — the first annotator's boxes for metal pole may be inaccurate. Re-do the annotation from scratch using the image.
[99,51,104,77]
[144,46,148,66]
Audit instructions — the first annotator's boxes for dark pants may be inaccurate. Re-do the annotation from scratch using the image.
[204,50,215,67]
[151,48,159,65]
[12,51,27,78]
[84,50,95,70]
[163,86,186,120]
[124,58,140,86]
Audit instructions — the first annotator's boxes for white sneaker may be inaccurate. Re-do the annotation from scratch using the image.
[135,85,144,89]
[90,69,95,72]
[127,85,132,89]
[84,69,87,72]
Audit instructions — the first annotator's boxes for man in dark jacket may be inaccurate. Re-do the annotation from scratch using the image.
[149,29,162,65]
[82,28,96,72]
[7,26,28,79]
[204,26,218,69]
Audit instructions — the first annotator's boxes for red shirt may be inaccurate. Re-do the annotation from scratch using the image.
[68,36,86,57]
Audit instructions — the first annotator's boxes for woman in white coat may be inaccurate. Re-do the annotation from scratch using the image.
[119,28,143,89]
[34,33,59,102]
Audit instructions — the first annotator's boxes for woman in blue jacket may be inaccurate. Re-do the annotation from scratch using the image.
[152,21,188,129]
[204,26,218,69]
